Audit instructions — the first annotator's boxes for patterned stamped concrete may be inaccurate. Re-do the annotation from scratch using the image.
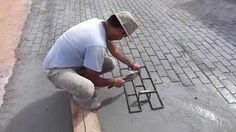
[19,0,236,103]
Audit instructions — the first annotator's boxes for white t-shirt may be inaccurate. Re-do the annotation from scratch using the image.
[43,18,107,72]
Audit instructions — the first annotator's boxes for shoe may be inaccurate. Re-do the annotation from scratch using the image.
[72,94,101,110]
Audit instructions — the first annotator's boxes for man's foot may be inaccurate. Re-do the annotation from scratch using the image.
[72,95,101,110]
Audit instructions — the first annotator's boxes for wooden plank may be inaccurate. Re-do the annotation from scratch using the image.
[70,98,101,132]
[71,98,85,132]
[83,109,101,132]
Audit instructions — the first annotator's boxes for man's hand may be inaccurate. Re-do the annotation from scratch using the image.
[130,63,140,71]
[112,77,125,88]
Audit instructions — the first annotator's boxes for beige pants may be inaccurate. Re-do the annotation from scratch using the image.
[47,56,116,99]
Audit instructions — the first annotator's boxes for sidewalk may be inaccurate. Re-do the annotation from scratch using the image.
[0,0,236,132]
[0,0,30,106]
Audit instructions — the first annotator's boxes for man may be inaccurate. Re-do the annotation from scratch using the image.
[43,11,140,110]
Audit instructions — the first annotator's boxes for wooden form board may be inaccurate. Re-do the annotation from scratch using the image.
[70,98,101,132]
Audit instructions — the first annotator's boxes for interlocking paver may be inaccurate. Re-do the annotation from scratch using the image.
[221,80,236,94]
[208,75,224,88]
[155,65,167,77]
[150,55,161,66]
[187,61,200,72]
[183,67,197,79]
[166,70,180,82]
[218,88,236,103]
[214,62,230,73]
[178,73,193,86]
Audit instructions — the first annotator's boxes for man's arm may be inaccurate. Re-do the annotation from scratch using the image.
[107,41,140,70]
[81,68,124,88]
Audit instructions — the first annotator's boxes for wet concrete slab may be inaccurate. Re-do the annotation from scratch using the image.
[0,56,73,132]
[97,83,236,132]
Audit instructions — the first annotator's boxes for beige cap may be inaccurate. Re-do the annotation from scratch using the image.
[114,11,138,40]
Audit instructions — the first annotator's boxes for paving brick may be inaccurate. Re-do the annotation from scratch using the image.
[161,60,172,70]
[209,48,222,57]
[198,64,213,76]
[166,70,180,82]
[220,51,233,60]
[131,49,141,58]
[150,43,160,51]
[205,53,219,62]
[202,58,216,69]
[165,54,176,64]
[183,67,197,79]
[155,65,167,77]
[221,80,236,94]
[222,46,234,55]
[164,41,175,50]
[142,41,151,48]
[214,62,230,73]
[178,73,193,86]
[187,61,200,72]
[191,78,203,86]
[195,50,206,59]
[150,56,161,66]
[212,69,227,80]
[140,67,149,79]
[31,44,40,52]
[156,50,166,60]
[144,61,156,72]
[230,60,236,67]
[170,49,181,58]
[176,57,188,67]
[145,47,156,56]
[195,72,210,84]
[198,45,209,54]
[160,45,170,54]
[217,56,232,66]
[187,42,198,51]
[208,75,224,88]
[149,71,162,84]
[171,63,184,74]
[160,76,171,84]
[140,52,151,62]
[218,88,236,103]
[136,45,145,53]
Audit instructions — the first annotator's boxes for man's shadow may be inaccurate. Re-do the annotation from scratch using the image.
[100,91,124,108]
[3,91,73,132]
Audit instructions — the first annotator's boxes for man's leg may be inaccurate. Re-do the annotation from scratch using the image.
[47,69,101,109]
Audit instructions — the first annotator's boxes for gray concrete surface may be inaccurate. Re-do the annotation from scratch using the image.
[0,56,72,132]
[1,0,236,131]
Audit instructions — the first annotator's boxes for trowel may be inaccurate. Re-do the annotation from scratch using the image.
[108,70,140,89]
[122,70,140,82]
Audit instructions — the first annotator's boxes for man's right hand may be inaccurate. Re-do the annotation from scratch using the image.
[112,77,125,88]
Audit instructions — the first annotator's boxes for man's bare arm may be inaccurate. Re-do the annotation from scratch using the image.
[107,41,133,67]
[107,41,140,70]
[81,68,124,88]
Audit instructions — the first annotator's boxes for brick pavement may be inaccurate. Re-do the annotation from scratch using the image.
[18,0,236,104]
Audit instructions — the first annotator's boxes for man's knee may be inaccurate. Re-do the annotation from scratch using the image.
[77,79,95,99]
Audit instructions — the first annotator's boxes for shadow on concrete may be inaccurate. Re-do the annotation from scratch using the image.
[178,0,236,45]
[3,91,73,132]
[100,91,124,108]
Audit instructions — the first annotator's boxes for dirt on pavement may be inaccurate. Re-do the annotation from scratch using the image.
[0,0,31,105]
